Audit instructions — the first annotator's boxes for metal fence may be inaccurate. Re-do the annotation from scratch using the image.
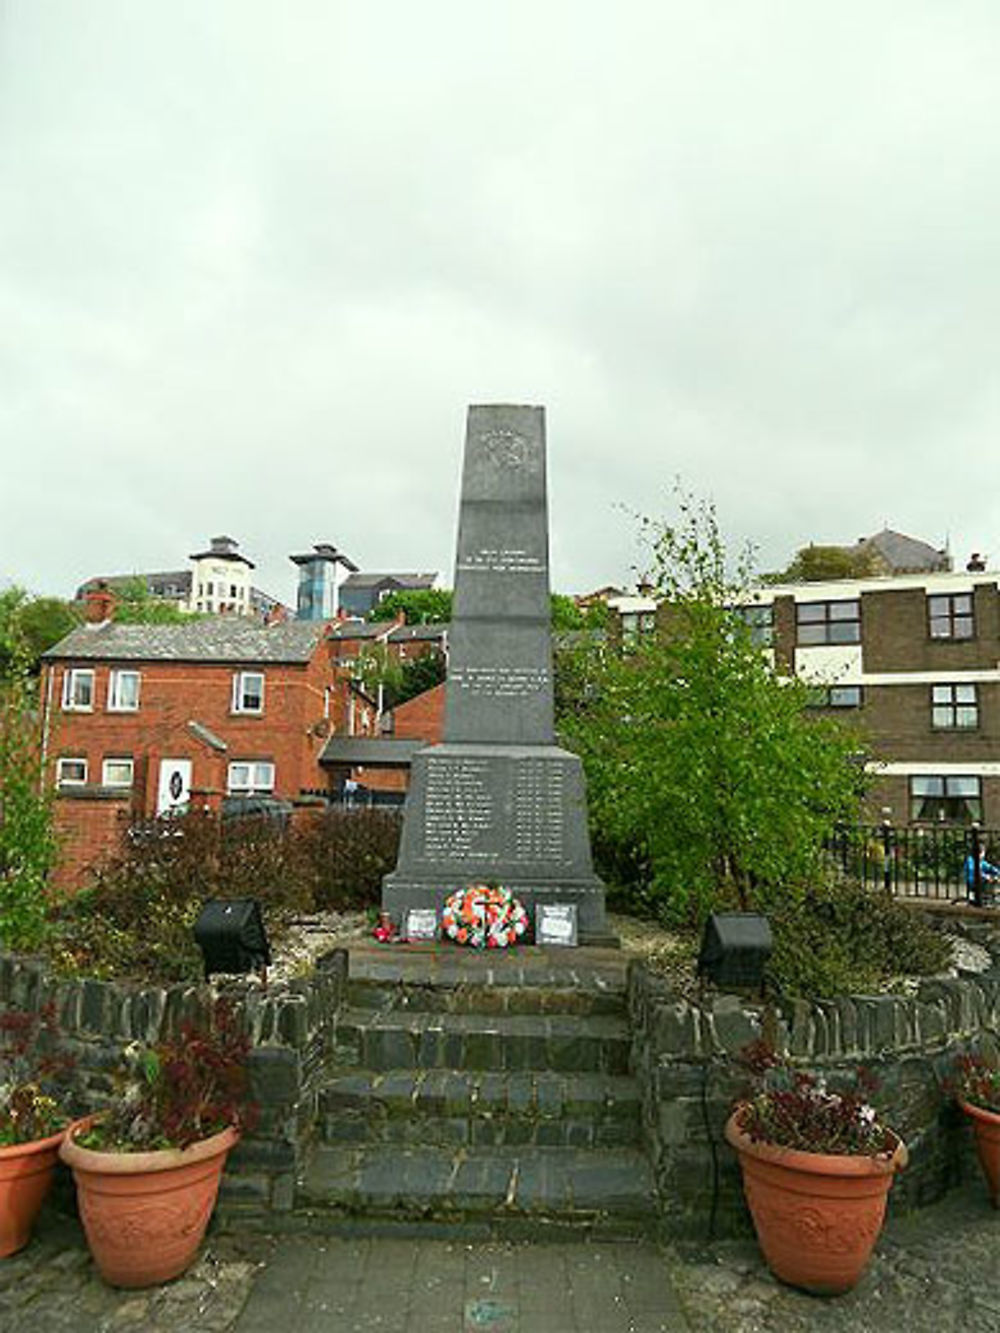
[828,822,1000,906]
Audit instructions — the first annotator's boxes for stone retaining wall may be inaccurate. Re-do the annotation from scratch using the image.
[3,946,998,1236]
[0,949,348,1218]
[628,961,1000,1238]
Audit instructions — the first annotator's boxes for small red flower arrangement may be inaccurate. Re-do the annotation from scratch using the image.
[441,884,529,950]
[77,999,255,1152]
[734,1040,895,1157]
[952,1052,1000,1115]
[372,911,397,944]
[0,1005,73,1147]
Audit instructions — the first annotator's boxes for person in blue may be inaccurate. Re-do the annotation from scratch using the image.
[964,847,1000,903]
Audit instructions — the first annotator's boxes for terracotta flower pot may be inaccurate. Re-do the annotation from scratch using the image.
[60,1123,238,1288]
[725,1110,908,1295]
[0,1126,66,1257]
[959,1099,1000,1208]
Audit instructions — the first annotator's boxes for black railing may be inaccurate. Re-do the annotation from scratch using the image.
[330,789,406,811]
[828,822,1000,906]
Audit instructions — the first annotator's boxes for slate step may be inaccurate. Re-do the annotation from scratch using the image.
[347,947,628,1014]
[347,977,626,1017]
[330,1009,632,1075]
[297,1144,658,1238]
[320,1069,642,1148]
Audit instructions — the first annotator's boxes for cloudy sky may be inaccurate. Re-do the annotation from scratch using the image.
[3,2,999,605]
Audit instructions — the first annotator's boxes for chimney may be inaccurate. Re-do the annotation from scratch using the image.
[84,581,115,624]
[264,604,288,627]
[967,553,986,572]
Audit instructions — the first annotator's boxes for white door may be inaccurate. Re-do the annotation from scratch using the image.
[157,759,192,815]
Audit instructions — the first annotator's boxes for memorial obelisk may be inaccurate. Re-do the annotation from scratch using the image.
[382,404,610,942]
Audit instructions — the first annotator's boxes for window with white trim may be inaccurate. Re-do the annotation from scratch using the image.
[56,757,88,786]
[796,600,861,646]
[806,685,863,709]
[231,671,265,714]
[108,669,141,712]
[733,604,774,647]
[928,593,974,640]
[931,683,978,729]
[62,668,95,711]
[227,761,275,794]
[909,775,982,823]
[102,757,134,787]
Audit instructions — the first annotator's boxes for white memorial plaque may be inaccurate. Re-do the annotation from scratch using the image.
[405,908,439,941]
[535,903,578,947]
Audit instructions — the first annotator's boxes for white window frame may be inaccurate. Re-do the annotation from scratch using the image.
[227,761,275,795]
[796,600,861,647]
[62,668,95,712]
[931,683,978,730]
[910,774,982,824]
[56,757,88,786]
[102,757,135,788]
[232,670,265,714]
[108,669,141,712]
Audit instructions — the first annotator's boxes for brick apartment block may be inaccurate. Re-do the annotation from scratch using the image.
[40,607,447,887]
[738,567,1000,826]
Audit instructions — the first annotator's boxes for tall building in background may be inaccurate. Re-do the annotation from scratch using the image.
[289,543,359,621]
[76,535,287,621]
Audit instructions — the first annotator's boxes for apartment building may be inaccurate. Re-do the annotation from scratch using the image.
[742,565,1000,825]
[76,535,287,620]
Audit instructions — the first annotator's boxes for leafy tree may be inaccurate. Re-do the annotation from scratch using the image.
[353,645,446,711]
[389,653,447,709]
[764,544,878,584]
[550,594,611,632]
[369,589,453,624]
[558,493,867,923]
[112,577,193,625]
[0,587,81,676]
[369,587,609,631]
[0,626,57,950]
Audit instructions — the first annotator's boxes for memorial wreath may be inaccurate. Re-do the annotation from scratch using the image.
[441,884,529,949]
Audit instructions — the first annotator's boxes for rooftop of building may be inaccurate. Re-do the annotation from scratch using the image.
[43,617,327,664]
[289,543,360,571]
[854,527,951,573]
[341,572,438,590]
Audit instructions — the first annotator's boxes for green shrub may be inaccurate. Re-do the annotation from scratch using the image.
[50,805,401,982]
[299,808,401,911]
[766,880,952,999]
[0,666,58,951]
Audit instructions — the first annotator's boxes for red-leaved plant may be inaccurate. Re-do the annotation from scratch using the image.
[0,1004,74,1146]
[951,1052,1000,1115]
[734,1040,896,1157]
[79,999,256,1152]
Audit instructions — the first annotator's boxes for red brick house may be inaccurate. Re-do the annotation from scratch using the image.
[319,619,448,796]
[40,603,448,885]
[40,610,372,884]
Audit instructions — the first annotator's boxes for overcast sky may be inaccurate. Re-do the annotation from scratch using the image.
[3,2,999,605]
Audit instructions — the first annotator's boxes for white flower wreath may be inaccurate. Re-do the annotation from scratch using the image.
[441,884,529,949]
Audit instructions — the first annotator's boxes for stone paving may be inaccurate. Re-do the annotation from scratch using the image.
[4,1178,998,1333]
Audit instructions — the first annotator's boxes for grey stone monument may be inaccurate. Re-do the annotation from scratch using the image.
[382,404,610,943]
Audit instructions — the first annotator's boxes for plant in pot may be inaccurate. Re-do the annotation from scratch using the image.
[60,998,254,1288]
[952,1051,1000,1207]
[725,1041,908,1296]
[0,1004,74,1256]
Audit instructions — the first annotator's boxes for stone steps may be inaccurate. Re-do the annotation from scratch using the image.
[320,1068,641,1148]
[299,945,656,1238]
[297,1144,658,1239]
[346,978,626,1017]
[330,1007,632,1075]
[345,947,629,1014]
